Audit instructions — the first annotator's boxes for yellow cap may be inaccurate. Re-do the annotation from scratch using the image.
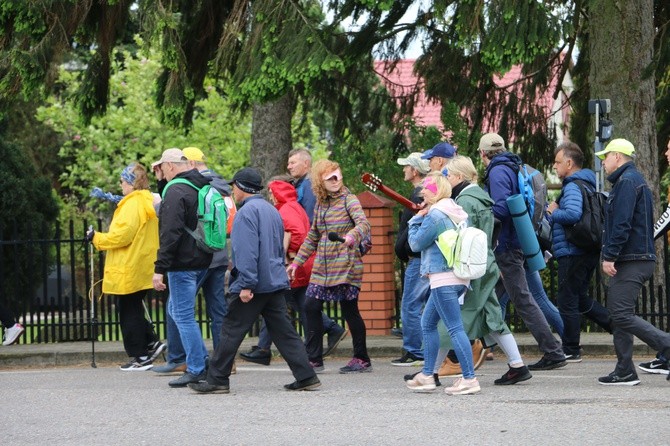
[182,147,205,162]
[595,138,635,159]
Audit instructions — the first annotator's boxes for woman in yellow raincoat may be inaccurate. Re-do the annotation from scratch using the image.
[89,162,162,371]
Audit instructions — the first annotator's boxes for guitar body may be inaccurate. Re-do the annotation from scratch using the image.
[361,173,420,212]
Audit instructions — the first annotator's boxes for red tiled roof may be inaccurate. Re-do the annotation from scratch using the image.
[375,59,570,140]
[374,60,444,131]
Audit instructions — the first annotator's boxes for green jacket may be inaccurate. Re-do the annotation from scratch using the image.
[440,184,510,348]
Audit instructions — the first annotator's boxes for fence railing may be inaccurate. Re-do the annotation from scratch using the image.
[1,219,669,344]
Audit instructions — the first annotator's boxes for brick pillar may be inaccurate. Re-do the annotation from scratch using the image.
[355,191,396,335]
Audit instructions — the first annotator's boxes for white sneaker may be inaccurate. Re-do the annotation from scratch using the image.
[405,372,436,392]
[444,377,481,395]
[2,323,24,346]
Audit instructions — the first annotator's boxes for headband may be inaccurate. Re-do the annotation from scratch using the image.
[121,165,136,185]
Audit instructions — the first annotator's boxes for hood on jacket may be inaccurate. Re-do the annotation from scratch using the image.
[565,168,597,188]
[119,189,157,222]
[459,184,494,208]
[175,168,212,188]
[268,180,298,208]
[431,198,468,224]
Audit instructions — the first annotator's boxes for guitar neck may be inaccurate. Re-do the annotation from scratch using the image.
[377,184,420,212]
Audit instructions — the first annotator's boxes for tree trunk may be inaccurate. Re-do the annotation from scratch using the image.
[589,0,666,325]
[250,93,294,183]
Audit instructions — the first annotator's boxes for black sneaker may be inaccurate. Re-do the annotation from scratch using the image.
[391,352,424,367]
[494,365,532,385]
[147,341,167,362]
[188,381,230,394]
[638,358,670,375]
[527,355,567,371]
[324,328,348,357]
[284,375,321,391]
[240,346,272,366]
[120,357,153,371]
[565,353,582,363]
[598,371,640,386]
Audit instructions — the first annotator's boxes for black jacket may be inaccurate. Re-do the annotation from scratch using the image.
[394,185,423,262]
[154,169,213,274]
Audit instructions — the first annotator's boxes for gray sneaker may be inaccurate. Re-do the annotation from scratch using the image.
[152,362,187,375]
[169,371,207,388]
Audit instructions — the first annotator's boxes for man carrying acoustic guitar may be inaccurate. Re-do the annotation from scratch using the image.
[390,152,432,367]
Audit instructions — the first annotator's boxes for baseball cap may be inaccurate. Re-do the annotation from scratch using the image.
[397,152,430,175]
[595,138,635,159]
[479,133,506,152]
[152,148,186,168]
[183,147,205,162]
[228,167,263,194]
[421,142,456,160]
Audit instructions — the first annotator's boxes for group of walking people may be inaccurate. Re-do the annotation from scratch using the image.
[85,146,371,392]
[11,131,666,396]
[393,133,670,395]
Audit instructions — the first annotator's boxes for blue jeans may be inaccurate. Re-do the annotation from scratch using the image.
[421,285,473,379]
[400,257,430,358]
[200,265,228,349]
[500,268,564,338]
[166,266,228,364]
[166,270,208,375]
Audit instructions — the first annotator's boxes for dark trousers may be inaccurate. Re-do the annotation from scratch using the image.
[304,297,369,364]
[0,302,16,329]
[607,260,670,375]
[207,290,315,386]
[557,254,611,356]
[116,290,158,358]
[495,249,564,360]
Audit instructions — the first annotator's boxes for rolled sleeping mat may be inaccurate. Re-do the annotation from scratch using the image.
[506,193,546,272]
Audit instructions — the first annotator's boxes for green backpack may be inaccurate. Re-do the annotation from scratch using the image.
[162,178,227,253]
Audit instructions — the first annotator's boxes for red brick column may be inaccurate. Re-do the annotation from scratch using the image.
[355,191,396,335]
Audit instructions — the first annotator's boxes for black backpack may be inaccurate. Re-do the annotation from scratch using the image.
[559,179,605,251]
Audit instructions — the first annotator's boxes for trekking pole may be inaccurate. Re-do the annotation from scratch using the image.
[88,225,97,368]
[142,297,165,361]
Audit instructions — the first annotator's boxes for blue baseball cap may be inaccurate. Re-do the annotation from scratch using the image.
[421,142,456,160]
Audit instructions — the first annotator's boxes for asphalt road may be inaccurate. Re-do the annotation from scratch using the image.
[2,356,670,445]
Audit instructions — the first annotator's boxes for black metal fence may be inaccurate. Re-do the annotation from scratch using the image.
[1,218,669,344]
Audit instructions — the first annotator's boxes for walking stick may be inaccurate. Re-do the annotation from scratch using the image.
[88,225,98,368]
[142,298,165,361]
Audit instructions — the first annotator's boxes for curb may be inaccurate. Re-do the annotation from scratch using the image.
[0,333,657,368]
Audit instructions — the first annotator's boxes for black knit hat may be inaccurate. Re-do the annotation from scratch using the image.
[228,167,263,194]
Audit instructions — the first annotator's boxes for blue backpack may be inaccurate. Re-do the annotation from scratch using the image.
[515,164,552,251]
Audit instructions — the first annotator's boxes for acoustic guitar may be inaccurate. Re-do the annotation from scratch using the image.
[360,172,420,212]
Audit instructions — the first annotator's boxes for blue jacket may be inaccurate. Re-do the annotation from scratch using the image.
[602,162,656,263]
[295,175,316,224]
[408,199,467,276]
[550,169,596,258]
[483,152,523,251]
[229,195,290,294]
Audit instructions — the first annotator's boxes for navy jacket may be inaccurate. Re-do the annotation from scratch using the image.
[550,169,596,259]
[602,162,656,263]
[483,152,523,252]
[229,195,290,294]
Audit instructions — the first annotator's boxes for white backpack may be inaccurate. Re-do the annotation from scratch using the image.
[436,220,488,280]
